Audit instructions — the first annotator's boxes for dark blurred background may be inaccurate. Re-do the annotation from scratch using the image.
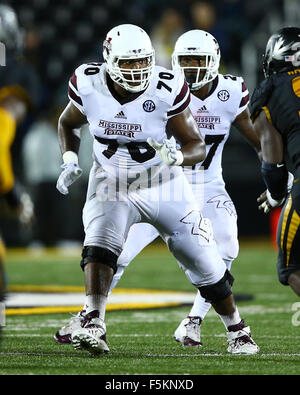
[1,0,299,248]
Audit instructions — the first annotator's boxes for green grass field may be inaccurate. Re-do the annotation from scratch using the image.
[1,239,300,376]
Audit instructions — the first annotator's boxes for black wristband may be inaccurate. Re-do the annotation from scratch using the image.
[261,160,288,200]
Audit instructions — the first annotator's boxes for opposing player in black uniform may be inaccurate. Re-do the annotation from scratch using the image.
[251,27,300,296]
[0,5,37,339]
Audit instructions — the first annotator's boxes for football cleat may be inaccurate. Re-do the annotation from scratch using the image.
[71,310,109,355]
[174,316,202,347]
[54,309,85,344]
[226,326,259,355]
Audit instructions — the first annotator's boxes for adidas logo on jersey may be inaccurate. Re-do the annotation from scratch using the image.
[114,110,127,119]
[197,105,209,113]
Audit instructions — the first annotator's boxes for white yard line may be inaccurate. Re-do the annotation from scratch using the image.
[3,333,300,339]
[0,350,300,358]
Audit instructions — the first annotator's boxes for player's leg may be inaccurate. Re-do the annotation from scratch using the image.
[277,178,300,296]
[54,223,159,344]
[82,222,158,310]
[288,270,300,296]
[175,187,239,345]
[66,163,140,354]
[155,171,258,354]
[190,190,238,316]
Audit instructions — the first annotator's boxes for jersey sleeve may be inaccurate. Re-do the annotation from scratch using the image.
[166,75,191,119]
[235,77,250,117]
[68,69,85,114]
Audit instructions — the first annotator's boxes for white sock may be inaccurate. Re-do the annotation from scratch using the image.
[83,295,88,312]
[85,294,107,321]
[189,291,211,319]
[219,307,242,330]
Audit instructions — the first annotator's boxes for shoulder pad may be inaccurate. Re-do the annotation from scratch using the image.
[250,77,273,121]
[151,66,191,118]
[73,63,103,95]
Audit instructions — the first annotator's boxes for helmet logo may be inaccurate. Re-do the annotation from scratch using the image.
[273,37,292,60]
[213,38,220,55]
[217,90,230,101]
[272,38,300,67]
[103,37,112,55]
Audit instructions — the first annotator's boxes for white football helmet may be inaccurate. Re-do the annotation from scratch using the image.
[103,24,155,93]
[172,30,220,90]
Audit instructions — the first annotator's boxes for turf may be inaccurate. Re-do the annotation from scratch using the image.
[1,240,300,376]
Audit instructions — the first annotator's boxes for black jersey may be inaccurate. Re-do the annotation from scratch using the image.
[250,69,300,171]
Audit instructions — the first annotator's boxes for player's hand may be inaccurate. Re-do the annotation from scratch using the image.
[56,163,82,195]
[257,190,285,213]
[257,172,294,214]
[147,138,183,166]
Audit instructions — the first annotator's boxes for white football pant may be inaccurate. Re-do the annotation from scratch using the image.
[109,178,239,320]
[83,162,227,289]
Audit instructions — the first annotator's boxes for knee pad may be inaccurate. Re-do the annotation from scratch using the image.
[80,246,118,274]
[198,270,234,304]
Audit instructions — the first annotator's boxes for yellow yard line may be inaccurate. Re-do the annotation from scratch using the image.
[6,302,182,316]
[8,285,85,293]
[6,243,169,257]
[8,285,189,294]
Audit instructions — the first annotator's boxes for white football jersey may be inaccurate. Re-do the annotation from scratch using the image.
[183,74,249,184]
[68,63,190,171]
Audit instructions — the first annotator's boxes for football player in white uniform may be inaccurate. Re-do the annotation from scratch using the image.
[55,25,259,355]
[172,30,261,346]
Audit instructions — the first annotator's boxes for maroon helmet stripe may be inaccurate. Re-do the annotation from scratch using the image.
[68,85,83,106]
[167,94,191,117]
[239,93,249,108]
[173,80,189,106]
[70,73,78,90]
[242,81,247,92]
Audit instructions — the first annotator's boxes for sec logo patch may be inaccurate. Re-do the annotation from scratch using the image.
[217,90,230,101]
[143,100,156,112]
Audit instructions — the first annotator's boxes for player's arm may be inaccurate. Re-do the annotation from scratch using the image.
[166,107,206,165]
[253,110,291,212]
[148,107,206,166]
[232,107,261,159]
[56,101,87,195]
[58,101,87,156]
